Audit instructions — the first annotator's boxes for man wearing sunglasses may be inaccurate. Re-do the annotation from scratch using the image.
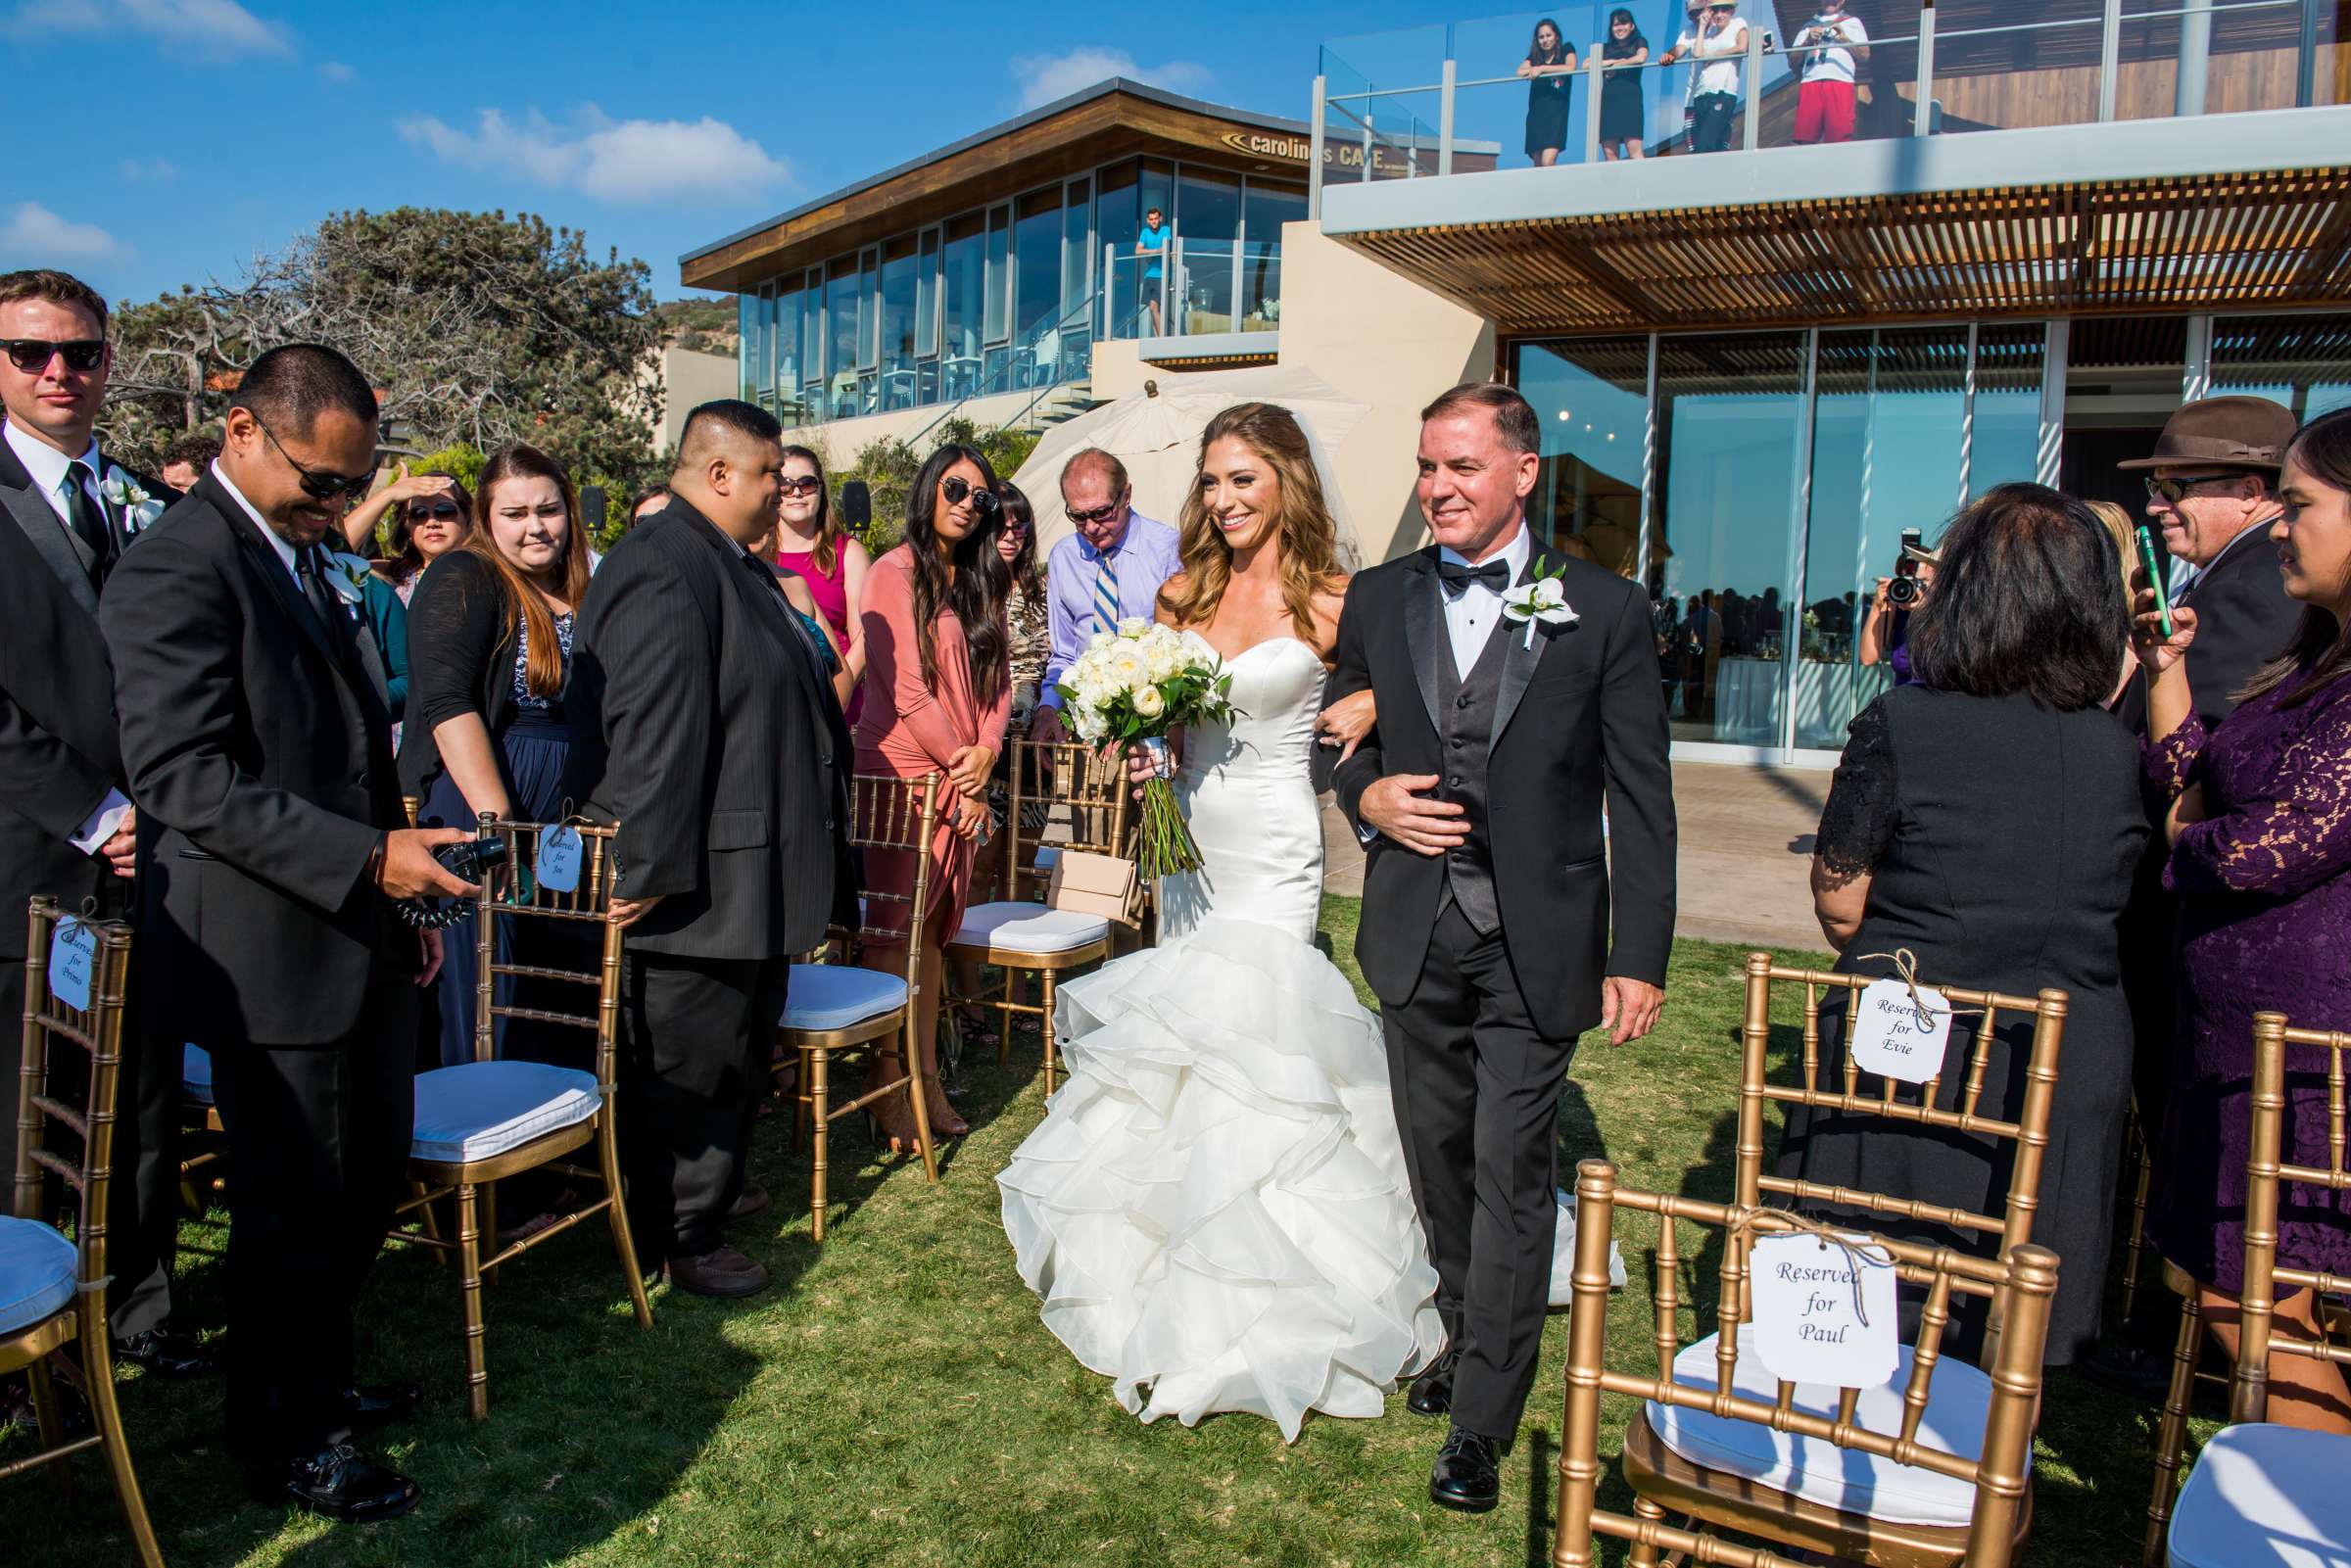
[2092,393,2304,1397]
[1031,447,1179,744]
[0,268,201,1422]
[103,343,479,1523]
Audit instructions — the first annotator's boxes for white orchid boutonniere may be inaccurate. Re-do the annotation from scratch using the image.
[99,465,167,533]
[1501,559,1578,648]
[322,550,373,605]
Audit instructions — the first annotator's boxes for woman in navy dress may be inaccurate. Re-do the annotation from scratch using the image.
[2135,405,2351,1434]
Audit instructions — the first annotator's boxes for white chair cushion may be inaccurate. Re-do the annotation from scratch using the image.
[952,900,1109,955]
[183,1043,214,1106]
[0,1215,76,1335]
[2170,1421,2351,1568]
[410,1061,600,1164]
[1646,1326,2018,1529]
[782,965,907,1030]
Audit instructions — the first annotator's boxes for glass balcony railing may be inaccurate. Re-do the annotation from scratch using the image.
[1100,240,1287,340]
[1313,0,2337,193]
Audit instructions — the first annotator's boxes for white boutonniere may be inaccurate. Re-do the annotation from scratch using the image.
[99,465,166,533]
[1501,562,1577,648]
[322,550,373,605]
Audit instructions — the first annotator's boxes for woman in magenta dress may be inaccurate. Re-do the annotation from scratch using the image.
[775,444,870,726]
[856,444,1012,1147]
[2135,404,2351,1435]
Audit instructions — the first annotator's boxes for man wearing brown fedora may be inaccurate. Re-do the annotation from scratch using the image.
[2090,393,2302,1395]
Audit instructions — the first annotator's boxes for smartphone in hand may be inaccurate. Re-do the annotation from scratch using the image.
[2135,525,2176,639]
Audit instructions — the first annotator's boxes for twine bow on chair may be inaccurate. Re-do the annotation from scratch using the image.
[1733,1206,1896,1327]
[1854,946,1984,1033]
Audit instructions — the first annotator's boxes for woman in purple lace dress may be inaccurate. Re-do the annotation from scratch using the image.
[2135,404,2351,1435]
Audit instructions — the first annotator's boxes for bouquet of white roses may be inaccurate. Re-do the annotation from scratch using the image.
[1055,619,1238,878]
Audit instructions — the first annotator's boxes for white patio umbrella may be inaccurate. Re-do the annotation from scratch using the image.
[1015,363,1373,564]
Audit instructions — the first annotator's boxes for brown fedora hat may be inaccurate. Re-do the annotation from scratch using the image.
[2117,395,2295,472]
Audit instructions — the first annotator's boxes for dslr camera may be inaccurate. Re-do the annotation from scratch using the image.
[1887,527,1928,608]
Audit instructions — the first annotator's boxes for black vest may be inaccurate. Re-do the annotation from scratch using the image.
[1435,611,1511,934]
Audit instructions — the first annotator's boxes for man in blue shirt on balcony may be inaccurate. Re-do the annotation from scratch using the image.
[1030,448,1181,743]
[1138,207,1170,335]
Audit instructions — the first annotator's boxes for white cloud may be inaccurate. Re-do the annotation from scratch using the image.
[317,59,353,82]
[119,157,177,181]
[0,202,126,263]
[398,108,792,206]
[7,0,294,60]
[1010,47,1211,111]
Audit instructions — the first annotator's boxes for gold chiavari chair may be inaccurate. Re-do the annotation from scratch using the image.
[2145,1013,2351,1568]
[1552,951,2072,1568]
[389,818,651,1421]
[778,774,942,1242]
[3,899,163,1566]
[945,740,1137,1094]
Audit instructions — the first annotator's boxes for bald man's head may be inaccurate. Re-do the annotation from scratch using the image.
[672,398,786,546]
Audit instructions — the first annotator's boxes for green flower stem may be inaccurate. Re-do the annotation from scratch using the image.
[1137,777,1202,879]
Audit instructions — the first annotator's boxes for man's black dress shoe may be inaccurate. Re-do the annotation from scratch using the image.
[664,1245,772,1299]
[114,1326,216,1377]
[343,1382,424,1431]
[1429,1422,1502,1513]
[1408,1348,1459,1417]
[2,1369,91,1440]
[246,1445,421,1523]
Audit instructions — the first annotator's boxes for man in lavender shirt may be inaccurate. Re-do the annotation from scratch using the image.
[1030,448,1182,741]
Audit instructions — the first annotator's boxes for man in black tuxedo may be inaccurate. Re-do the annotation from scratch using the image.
[0,268,201,1399]
[103,344,475,1522]
[566,399,850,1300]
[1328,382,1676,1512]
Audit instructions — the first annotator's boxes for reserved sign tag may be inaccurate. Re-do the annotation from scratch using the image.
[48,918,96,1012]
[1750,1230,1899,1387]
[1849,976,1952,1085]
[536,825,582,894]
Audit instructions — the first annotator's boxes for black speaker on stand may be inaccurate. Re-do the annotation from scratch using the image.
[839,479,872,537]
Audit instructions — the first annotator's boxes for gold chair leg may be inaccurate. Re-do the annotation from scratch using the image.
[1040,972,1059,1096]
[82,1331,165,1567]
[902,1016,939,1184]
[1627,1494,1668,1568]
[791,1039,808,1157]
[480,1181,502,1283]
[413,1178,448,1267]
[809,1046,830,1244]
[2121,1116,2155,1326]
[2143,1287,2206,1568]
[995,967,1014,1067]
[456,1182,490,1421]
[600,1111,653,1330]
[24,1355,72,1491]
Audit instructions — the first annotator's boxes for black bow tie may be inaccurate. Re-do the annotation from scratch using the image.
[1437,558,1511,594]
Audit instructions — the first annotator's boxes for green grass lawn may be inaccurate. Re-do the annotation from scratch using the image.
[15,909,2198,1566]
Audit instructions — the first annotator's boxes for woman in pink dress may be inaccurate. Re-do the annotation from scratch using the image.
[775,444,871,726]
[856,444,1013,1145]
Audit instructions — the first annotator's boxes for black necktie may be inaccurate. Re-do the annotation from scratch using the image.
[296,547,347,650]
[1437,557,1511,594]
[64,460,109,576]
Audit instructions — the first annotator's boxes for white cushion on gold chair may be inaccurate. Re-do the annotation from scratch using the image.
[1645,1326,2015,1528]
[410,1062,600,1164]
[0,1216,76,1334]
[2170,1421,2351,1567]
[951,900,1109,955]
[182,1043,214,1106]
[782,965,907,1030]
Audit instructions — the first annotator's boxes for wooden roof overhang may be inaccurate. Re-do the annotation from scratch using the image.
[1320,107,2351,337]
[681,80,1321,294]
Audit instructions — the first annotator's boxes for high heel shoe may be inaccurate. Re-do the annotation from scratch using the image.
[924,1091,969,1139]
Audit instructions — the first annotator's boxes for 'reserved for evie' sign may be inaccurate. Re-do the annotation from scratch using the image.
[1848,975,1952,1086]
[1750,1230,1899,1387]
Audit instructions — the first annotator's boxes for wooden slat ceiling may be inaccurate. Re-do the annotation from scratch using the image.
[1340,166,2351,336]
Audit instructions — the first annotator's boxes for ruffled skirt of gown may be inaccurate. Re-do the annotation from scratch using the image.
[996,916,1445,1442]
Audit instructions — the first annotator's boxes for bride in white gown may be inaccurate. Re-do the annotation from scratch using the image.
[997,404,1444,1442]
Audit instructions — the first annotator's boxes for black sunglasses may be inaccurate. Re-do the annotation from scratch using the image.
[1,337,106,374]
[940,475,1001,516]
[778,475,825,496]
[2144,472,2242,504]
[1067,494,1128,527]
[405,499,462,522]
[250,410,376,505]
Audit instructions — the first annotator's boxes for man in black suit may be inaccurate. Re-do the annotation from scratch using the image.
[566,399,849,1300]
[1328,382,1676,1512]
[103,344,475,1522]
[0,268,202,1401]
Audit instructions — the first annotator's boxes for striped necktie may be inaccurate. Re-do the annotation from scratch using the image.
[1092,548,1120,634]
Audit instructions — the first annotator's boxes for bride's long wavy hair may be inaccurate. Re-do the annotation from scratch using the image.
[1160,402,1345,640]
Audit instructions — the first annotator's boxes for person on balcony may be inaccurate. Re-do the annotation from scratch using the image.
[1518,18,1577,167]
[1794,0,1871,145]
[1660,0,1751,154]
[1598,9,1652,161]
[1138,206,1170,335]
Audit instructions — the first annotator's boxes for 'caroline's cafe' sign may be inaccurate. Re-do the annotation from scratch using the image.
[1220,129,1493,178]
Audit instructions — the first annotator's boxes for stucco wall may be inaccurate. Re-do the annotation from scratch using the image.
[775,388,1046,471]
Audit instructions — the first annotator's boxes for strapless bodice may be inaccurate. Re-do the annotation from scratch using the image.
[1176,633,1327,784]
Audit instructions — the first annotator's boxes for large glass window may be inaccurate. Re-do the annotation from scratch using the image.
[1239,178,1305,332]
[916,228,939,358]
[857,249,879,374]
[2212,312,2351,420]
[1174,168,1240,334]
[1013,187,1064,343]
[824,258,859,418]
[878,238,920,410]
[1062,178,1092,313]
[774,281,801,416]
[799,269,823,398]
[1518,335,1649,579]
[940,213,985,399]
[984,205,1011,346]
[1097,160,1174,338]
[738,290,765,402]
[1970,324,2046,499]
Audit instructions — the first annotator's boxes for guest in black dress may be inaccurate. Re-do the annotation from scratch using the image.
[1519,19,1576,166]
[399,443,595,1071]
[1599,9,1650,160]
[1781,484,2147,1366]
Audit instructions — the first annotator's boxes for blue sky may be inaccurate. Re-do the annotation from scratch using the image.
[0,0,1461,308]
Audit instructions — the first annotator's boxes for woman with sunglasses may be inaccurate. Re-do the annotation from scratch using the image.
[345,460,471,605]
[773,444,870,726]
[856,445,1013,1147]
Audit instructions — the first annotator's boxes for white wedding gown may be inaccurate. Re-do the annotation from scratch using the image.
[997,633,1446,1442]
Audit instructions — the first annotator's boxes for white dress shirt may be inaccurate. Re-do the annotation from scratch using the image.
[1437,522,1533,679]
[211,458,302,587]
[4,418,103,531]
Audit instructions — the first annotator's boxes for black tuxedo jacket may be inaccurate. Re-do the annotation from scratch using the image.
[564,499,851,962]
[100,474,407,1047]
[1330,545,1676,1035]
[0,436,175,953]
